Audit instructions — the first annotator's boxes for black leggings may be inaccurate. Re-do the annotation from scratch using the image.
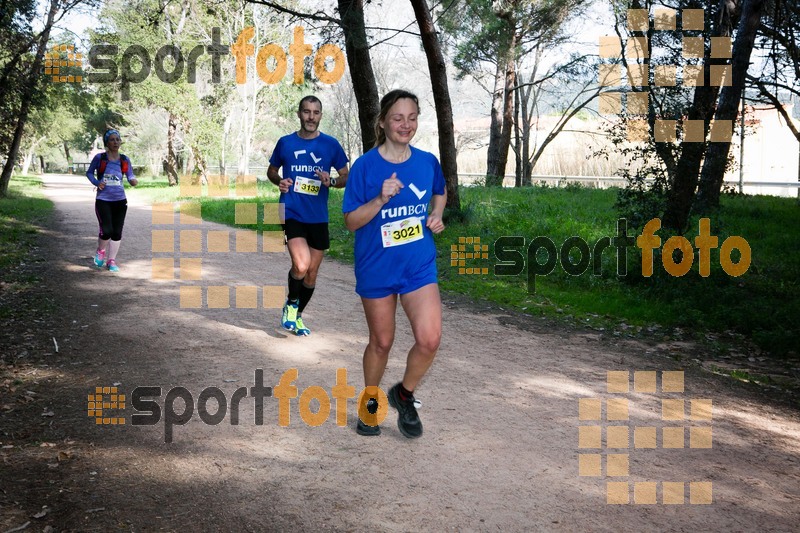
[95,199,128,241]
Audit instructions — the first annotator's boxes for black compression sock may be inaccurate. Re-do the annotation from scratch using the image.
[298,284,315,313]
[288,271,304,302]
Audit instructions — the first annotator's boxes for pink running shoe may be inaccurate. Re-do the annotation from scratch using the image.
[94,249,106,268]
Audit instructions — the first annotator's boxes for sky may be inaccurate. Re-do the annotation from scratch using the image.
[50,2,98,44]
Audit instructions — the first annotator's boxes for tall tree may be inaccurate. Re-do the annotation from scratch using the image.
[90,0,189,184]
[410,0,460,209]
[18,66,91,174]
[0,0,37,157]
[250,0,381,152]
[93,0,254,184]
[695,0,766,210]
[441,0,589,186]
[338,0,380,151]
[0,0,62,197]
[611,0,781,230]
[604,0,741,232]
[486,2,516,185]
[513,42,601,185]
[660,0,738,230]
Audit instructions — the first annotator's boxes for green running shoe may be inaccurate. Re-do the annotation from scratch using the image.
[294,316,310,336]
[281,300,298,331]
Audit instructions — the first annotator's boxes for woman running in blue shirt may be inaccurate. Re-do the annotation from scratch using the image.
[86,129,138,272]
[343,89,446,438]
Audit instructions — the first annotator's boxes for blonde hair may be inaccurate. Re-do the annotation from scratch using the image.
[373,89,420,147]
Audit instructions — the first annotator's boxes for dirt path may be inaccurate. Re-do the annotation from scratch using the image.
[2,174,799,532]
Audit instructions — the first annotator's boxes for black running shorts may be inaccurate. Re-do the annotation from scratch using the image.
[282,218,330,251]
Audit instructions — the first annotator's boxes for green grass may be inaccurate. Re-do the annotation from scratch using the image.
[0,175,54,320]
[132,179,799,358]
[346,186,797,357]
[130,177,284,231]
[0,175,53,276]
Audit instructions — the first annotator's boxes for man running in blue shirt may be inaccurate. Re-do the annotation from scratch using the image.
[267,96,349,336]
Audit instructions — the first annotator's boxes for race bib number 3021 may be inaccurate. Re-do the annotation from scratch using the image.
[293,176,322,196]
[381,217,424,248]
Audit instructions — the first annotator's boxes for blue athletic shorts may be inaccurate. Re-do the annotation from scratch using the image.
[356,263,438,299]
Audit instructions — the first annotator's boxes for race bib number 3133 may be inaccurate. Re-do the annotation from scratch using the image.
[294,176,321,196]
[381,217,424,248]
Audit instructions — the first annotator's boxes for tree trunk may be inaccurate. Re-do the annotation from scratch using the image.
[520,84,530,186]
[64,141,72,173]
[521,84,530,186]
[520,51,540,187]
[187,150,195,176]
[513,71,521,187]
[22,152,33,175]
[496,32,516,187]
[485,56,506,185]
[486,12,516,187]
[529,92,598,173]
[338,0,380,152]
[486,0,518,185]
[241,57,259,176]
[0,0,58,197]
[221,113,232,176]
[409,0,460,210]
[248,1,380,152]
[695,0,766,211]
[662,0,739,231]
[21,136,45,175]
[165,113,180,186]
[193,144,209,184]
[39,155,45,174]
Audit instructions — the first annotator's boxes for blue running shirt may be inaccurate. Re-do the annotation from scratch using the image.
[269,132,349,223]
[342,146,446,297]
[86,154,135,202]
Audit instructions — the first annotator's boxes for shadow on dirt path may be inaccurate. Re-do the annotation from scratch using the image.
[1,174,799,532]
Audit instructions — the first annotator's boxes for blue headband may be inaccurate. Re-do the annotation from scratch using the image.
[103,129,120,145]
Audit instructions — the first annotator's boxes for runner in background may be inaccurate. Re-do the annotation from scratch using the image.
[342,89,446,438]
[86,129,138,273]
[267,96,349,336]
